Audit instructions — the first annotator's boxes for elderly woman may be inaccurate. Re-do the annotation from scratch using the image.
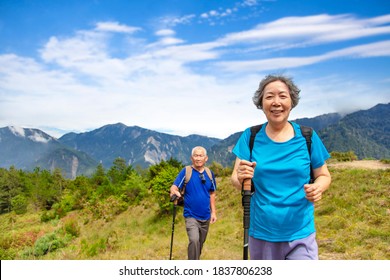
[231,74,331,260]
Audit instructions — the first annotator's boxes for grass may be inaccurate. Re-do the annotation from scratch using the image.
[0,168,389,260]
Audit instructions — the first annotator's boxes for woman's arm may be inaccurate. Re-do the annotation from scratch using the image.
[304,163,331,203]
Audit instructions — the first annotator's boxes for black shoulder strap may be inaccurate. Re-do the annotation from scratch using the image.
[249,124,263,161]
[300,125,314,183]
[248,124,263,193]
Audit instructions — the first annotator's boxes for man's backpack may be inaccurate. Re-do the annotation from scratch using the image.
[176,166,215,206]
[248,124,314,193]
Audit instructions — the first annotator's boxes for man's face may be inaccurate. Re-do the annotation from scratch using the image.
[191,148,208,168]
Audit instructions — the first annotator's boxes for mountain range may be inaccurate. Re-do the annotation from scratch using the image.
[0,103,389,178]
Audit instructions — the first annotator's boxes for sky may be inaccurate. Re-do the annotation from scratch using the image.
[0,0,389,139]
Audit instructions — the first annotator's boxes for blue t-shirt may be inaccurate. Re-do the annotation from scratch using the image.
[232,121,330,242]
[173,167,217,220]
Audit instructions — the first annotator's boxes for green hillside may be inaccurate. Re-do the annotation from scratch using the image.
[1,165,389,260]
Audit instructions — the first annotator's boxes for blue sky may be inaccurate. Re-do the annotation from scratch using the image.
[0,0,389,139]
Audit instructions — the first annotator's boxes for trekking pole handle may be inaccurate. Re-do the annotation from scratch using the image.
[170,194,178,202]
[242,178,252,191]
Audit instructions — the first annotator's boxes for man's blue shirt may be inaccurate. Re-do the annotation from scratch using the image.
[174,167,216,220]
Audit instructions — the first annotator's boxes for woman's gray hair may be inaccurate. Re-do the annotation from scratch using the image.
[252,74,301,110]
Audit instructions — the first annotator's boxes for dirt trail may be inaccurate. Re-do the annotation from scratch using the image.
[328,160,390,170]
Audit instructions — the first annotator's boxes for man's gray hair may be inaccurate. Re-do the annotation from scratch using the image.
[192,146,207,156]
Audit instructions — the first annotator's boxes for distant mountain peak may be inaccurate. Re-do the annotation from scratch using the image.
[8,126,26,137]
[8,126,52,143]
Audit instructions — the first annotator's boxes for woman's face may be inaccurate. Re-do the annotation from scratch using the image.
[262,80,292,125]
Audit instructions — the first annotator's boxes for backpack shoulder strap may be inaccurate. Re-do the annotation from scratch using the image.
[299,125,314,183]
[300,125,313,154]
[204,167,217,190]
[179,166,192,196]
[249,124,263,161]
[247,124,263,193]
[184,166,192,185]
[204,167,213,181]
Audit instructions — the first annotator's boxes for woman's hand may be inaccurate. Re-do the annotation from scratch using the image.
[304,183,324,202]
[236,160,257,185]
[231,158,256,190]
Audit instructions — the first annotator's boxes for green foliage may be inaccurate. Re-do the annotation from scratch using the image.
[120,172,147,205]
[148,157,183,181]
[80,231,118,257]
[0,166,25,214]
[91,163,109,186]
[10,194,28,215]
[62,216,80,237]
[81,237,107,257]
[28,168,64,211]
[40,210,59,223]
[148,159,182,213]
[380,158,390,164]
[208,161,233,177]
[330,151,358,162]
[30,232,67,257]
[0,247,16,260]
[57,190,77,213]
[107,157,133,185]
[84,195,128,221]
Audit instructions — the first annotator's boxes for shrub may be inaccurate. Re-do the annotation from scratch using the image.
[81,238,107,257]
[84,196,128,221]
[149,165,180,213]
[40,210,57,222]
[62,217,80,237]
[11,195,28,215]
[330,151,358,162]
[120,172,147,205]
[32,232,66,257]
[380,158,390,164]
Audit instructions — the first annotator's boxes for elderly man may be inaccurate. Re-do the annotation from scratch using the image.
[170,146,217,260]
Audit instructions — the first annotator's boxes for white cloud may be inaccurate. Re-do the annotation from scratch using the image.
[159,14,196,27]
[155,29,176,36]
[1,13,389,139]
[95,21,141,34]
[215,40,390,72]
[220,14,390,45]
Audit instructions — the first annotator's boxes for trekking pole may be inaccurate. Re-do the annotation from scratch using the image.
[169,194,178,260]
[242,179,252,260]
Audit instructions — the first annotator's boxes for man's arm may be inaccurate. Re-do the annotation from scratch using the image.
[210,191,217,224]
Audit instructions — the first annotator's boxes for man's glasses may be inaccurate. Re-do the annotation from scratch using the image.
[199,173,206,184]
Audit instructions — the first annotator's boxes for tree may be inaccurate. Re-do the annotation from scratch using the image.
[0,167,24,214]
[28,168,64,210]
[91,163,109,187]
[107,157,133,185]
[148,159,183,213]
